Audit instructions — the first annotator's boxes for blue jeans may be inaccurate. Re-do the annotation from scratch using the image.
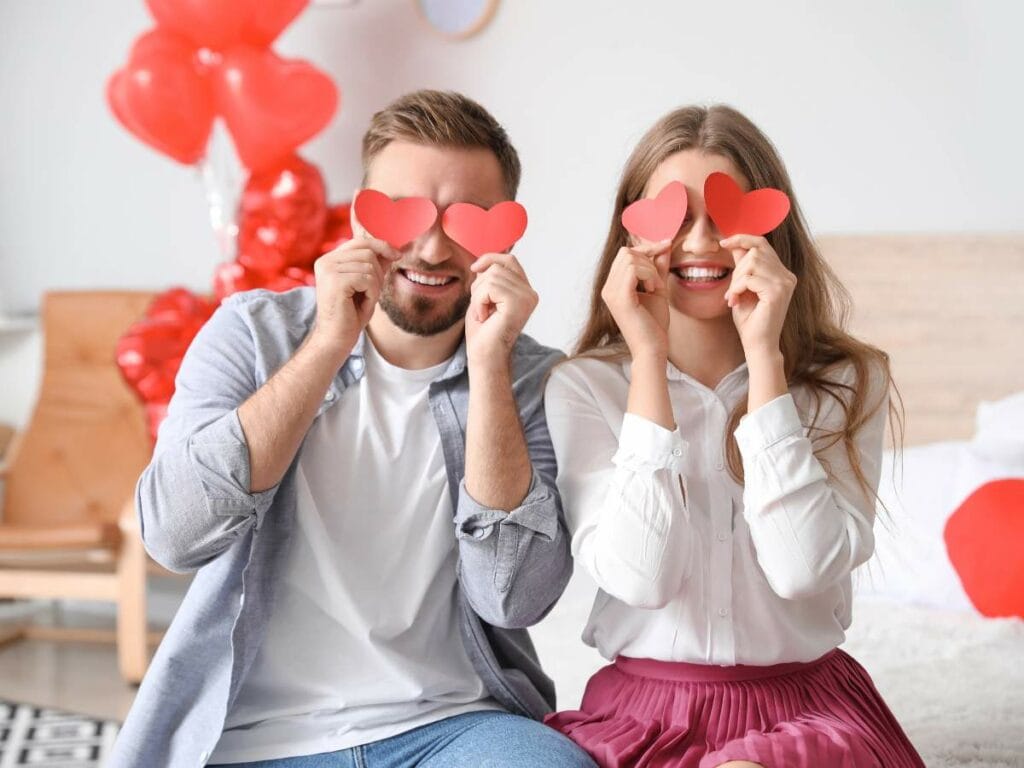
[208,710,596,767]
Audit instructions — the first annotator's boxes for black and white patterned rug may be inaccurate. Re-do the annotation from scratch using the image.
[0,700,118,767]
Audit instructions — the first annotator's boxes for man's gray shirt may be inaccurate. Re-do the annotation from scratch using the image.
[109,287,573,768]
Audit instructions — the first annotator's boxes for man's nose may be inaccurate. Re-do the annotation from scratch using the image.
[681,215,722,257]
[416,223,454,265]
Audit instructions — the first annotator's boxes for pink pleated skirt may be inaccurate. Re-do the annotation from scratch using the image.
[544,649,925,768]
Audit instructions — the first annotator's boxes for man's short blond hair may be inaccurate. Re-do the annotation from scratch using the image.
[361,90,521,199]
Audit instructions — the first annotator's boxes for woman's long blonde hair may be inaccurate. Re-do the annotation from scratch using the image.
[574,105,903,502]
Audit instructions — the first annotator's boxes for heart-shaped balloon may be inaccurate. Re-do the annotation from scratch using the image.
[213,261,315,302]
[213,45,339,172]
[704,172,790,237]
[240,0,309,46]
[147,0,308,48]
[116,288,217,404]
[146,0,249,50]
[944,478,1024,618]
[621,181,688,243]
[237,154,327,272]
[441,201,528,258]
[106,28,215,165]
[353,189,438,249]
[319,202,353,255]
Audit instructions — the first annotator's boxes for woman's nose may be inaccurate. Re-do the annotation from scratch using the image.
[681,215,721,257]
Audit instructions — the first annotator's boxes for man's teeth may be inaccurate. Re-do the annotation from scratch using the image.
[675,266,729,281]
[404,270,453,286]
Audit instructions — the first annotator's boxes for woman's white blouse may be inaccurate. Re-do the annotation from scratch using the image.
[544,356,888,666]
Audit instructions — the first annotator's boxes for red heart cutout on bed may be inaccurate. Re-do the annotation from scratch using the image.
[704,172,790,237]
[441,201,528,258]
[213,45,339,172]
[621,181,688,243]
[353,189,438,249]
[944,478,1024,618]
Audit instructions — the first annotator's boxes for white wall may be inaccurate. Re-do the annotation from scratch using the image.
[1,0,1021,421]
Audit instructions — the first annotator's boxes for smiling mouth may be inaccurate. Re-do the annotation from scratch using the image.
[399,268,457,287]
[670,265,732,283]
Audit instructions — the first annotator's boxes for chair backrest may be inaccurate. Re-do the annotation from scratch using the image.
[4,291,156,527]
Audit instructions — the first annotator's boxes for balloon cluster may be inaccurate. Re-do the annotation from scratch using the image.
[108,1,352,441]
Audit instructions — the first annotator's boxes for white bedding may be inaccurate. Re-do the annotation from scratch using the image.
[533,573,1024,768]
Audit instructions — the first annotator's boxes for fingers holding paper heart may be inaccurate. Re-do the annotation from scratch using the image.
[465,252,538,366]
[721,234,797,354]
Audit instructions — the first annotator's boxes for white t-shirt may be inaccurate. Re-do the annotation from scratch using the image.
[210,338,498,764]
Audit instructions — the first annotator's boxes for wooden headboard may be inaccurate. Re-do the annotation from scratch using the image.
[819,234,1024,447]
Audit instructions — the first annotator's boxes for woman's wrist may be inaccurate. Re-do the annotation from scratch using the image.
[745,347,788,413]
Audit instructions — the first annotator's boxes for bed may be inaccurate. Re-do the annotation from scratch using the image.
[531,234,1024,768]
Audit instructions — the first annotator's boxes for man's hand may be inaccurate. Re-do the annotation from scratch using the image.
[309,237,399,358]
[464,252,538,371]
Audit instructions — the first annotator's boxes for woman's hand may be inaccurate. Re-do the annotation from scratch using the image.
[601,240,673,360]
[722,234,797,359]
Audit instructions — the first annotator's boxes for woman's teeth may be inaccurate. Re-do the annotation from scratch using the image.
[404,270,454,286]
[673,266,730,282]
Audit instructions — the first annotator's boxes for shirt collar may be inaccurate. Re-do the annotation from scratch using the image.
[622,358,749,394]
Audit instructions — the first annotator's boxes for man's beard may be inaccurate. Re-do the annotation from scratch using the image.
[377,269,471,337]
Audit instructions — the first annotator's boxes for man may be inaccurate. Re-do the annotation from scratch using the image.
[110,90,594,768]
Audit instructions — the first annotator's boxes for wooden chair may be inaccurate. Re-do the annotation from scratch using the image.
[0,290,164,683]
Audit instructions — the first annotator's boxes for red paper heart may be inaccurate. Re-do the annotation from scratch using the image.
[621,181,688,243]
[944,478,1024,618]
[353,189,438,249]
[441,201,528,258]
[213,45,338,172]
[106,28,215,165]
[704,172,790,237]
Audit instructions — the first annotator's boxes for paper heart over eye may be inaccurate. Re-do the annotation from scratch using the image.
[441,201,528,258]
[353,189,438,249]
[621,181,688,243]
[704,172,790,238]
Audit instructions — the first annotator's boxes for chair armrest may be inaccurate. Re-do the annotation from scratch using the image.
[118,498,142,538]
[0,427,22,479]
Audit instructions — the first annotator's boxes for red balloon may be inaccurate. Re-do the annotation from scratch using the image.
[237,154,327,272]
[117,288,217,406]
[145,401,171,443]
[146,0,249,50]
[213,261,315,302]
[213,46,339,171]
[146,0,308,49]
[320,202,353,255]
[241,0,309,46]
[106,28,215,165]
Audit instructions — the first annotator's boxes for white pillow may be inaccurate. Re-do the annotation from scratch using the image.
[854,442,973,611]
[973,391,1024,463]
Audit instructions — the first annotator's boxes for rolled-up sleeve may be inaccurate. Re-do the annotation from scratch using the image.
[736,362,888,600]
[453,349,573,630]
[136,299,282,572]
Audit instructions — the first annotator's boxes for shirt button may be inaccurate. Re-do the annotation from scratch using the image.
[717,532,727,542]
[239,592,245,608]
[672,448,683,457]
[718,607,729,617]
[324,391,336,402]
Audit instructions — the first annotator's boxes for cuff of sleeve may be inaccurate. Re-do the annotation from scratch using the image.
[734,393,804,456]
[612,412,687,473]
[454,469,558,543]
[187,409,279,524]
